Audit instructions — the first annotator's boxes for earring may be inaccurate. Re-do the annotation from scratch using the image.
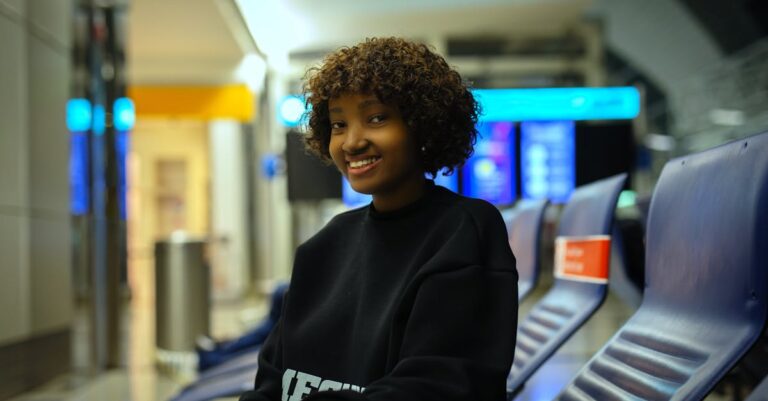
[421,146,426,153]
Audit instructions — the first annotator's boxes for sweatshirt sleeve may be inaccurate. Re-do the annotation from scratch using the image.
[239,305,287,401]
[306,264,519,401]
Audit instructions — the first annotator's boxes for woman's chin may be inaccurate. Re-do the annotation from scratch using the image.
[348,184,374,196]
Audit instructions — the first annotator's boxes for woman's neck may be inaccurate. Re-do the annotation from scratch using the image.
[371,174,427,212]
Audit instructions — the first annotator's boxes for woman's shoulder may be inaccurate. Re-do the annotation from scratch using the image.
[431,186,506,232]
[422,187,516,275]
[296,205,368,252]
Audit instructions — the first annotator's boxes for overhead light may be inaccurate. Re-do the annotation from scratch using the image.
[235,53,267,93]
[235,0,310,69]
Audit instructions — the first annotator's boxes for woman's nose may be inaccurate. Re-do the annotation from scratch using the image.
[342,125,368,154]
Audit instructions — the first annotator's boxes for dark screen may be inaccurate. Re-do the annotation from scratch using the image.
[575,121,634,189]
[285,131,342,201]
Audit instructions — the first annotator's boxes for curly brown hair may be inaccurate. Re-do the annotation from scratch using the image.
[302,37,480,177]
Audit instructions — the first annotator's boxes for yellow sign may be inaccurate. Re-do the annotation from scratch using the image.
[127,84,255,122]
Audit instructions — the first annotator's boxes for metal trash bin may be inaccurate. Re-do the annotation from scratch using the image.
[155,233,210,351]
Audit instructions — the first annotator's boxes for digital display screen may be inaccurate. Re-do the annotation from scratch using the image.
[70,132,89,215]
[520,121,576,204]
[116,130,129,220]
[286,131,342,201]
[460,121,516,205]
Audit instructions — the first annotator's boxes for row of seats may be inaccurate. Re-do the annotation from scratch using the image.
[170,131,768,401]
[505,131,768,400]
[506,173,627,397]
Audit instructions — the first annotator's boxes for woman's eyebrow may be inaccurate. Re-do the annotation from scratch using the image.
[358,99,383,110]
[329,99,383,115]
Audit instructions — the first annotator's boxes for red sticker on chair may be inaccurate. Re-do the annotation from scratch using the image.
[554,235,611,284]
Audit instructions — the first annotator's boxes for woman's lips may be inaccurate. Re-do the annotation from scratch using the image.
[347,157,382,176]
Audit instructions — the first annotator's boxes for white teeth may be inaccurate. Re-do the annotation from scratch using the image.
[349,157,378,169]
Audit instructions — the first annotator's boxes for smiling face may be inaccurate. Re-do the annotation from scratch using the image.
[328,93,426,211]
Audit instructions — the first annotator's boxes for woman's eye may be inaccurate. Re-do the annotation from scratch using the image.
[369,114,387,124]
[331,121,346,130]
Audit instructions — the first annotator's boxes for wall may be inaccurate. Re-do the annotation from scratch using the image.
[127,119,210,304]
[209,120,250,299]
[588,0,722,94]
[0,0,73,397]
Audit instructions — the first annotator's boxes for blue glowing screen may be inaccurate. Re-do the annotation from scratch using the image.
[116,130,129,220]
[70,132,89,215]
[473,87,640,122]
[461,121,516,205]
[520,121,576,204]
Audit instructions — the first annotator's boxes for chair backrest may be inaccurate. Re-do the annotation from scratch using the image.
[503,199,549,301]
[507,173,627,395]
[557,133,768,401]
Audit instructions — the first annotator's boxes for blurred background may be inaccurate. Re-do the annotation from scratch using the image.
[1,0,767,400]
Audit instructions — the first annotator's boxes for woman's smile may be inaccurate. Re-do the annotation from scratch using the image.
[347,156,382,176]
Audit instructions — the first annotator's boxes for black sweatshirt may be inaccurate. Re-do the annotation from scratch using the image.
[240,182,518,401]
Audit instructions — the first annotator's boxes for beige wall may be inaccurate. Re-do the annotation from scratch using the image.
[127,119,210,303]
[0,0,73,345]
[209,120,250,299]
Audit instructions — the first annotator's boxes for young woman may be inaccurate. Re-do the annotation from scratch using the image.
[240,37,518,401]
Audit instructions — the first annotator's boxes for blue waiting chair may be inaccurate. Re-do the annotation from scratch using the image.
[196,283,287,376]
[507,174,627,396]
[194,348,261,384]
[503,199,549,302]
[557,133,768,401]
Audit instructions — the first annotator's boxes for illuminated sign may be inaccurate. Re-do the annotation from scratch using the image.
[113,97,136,131]
[278,95,306,127]
[555,235,611,284]
[473,87,640,122]
[66,98,92,132]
